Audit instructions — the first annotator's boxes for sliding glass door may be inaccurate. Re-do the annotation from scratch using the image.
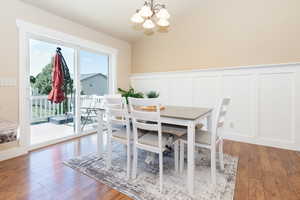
[28,36,110,148]
[29,38,77,146]
[79,49,109,133]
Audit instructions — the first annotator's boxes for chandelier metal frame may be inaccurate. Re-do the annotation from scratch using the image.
[131,0,170,30]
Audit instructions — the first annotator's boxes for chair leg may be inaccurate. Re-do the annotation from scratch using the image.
[219,140,224,171]
[180,140,185,174]
[124,145,127,154]
[211,146,216,186]
[174,140,179,173]
[132,145,138,179]
[107,135,112,169]
[126,143,131,179]
[159,151,163,193]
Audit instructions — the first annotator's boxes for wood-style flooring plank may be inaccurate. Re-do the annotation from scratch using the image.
[248,144,263,180]
[248,178,265,200]
[223,140,233,155]
[234,142,250,200]
[267,148,299,200]
[258,146,282,200]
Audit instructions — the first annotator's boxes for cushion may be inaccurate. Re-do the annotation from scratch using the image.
[181,130,211,145]
[196,123,204,130]
[138,132,169,148]
[111,127,130,140]
[111,125,142,140]
[162,124,187,137]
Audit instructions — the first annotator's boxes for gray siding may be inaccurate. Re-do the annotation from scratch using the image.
[81,74,108,95]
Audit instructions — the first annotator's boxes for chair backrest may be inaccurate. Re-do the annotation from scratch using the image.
[128,97,163,149]
[212,98,231,141]
[104,96,129,127]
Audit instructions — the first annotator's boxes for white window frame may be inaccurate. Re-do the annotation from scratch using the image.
[17,19,118,151]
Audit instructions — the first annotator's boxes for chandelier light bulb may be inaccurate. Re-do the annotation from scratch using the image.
[157,18,170,27]
[143,19,155,29]
[131,12,144,23]
[131,1,170,32]
[156,8,170,19]
[139,5,153,18]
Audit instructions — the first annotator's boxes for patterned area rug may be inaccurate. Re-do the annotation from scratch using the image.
[64,142,238,200]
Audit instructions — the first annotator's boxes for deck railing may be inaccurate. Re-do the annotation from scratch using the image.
[30,95,102,123]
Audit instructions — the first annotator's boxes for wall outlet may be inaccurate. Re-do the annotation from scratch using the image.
[229,122,234,129]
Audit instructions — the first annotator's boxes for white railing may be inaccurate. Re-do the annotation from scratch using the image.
[30,95,103,123]
[31,95,74,123]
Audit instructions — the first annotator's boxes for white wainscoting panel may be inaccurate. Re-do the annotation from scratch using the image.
[192,75,220,108]
[222,74,254,138]
[258,72,295,146]
[131,63,300,151]
[168,77,193,106]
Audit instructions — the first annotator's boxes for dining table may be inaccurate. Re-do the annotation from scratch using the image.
[96,105,213,196]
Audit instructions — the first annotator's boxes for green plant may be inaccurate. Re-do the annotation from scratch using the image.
[118,87,144,104]
[34,63,53,95]
[146,91,159,98]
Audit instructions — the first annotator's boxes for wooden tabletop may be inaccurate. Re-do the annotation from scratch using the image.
[160,106,212,120]
[92,105,212,120]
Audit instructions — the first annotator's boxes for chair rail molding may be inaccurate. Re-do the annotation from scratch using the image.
[130,63,300,151]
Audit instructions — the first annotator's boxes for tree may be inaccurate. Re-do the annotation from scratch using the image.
[34,63,53,95]
[30,76,36,85]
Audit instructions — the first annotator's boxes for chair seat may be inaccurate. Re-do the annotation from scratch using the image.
[196,123,204,130]
[138,132,169,148]
[111,125,128,140]
[162,124,187,137]
[111,125,142,140]
[181,130,211,145]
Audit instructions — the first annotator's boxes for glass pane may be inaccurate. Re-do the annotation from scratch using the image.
[80,50,109,133]
[29,39,76,145]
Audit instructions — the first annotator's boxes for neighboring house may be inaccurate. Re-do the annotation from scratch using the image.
[80,73,108,96]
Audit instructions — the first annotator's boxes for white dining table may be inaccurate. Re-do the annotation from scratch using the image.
[96,105,213,196]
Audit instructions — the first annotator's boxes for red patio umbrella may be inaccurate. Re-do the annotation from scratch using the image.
[48,48,65,103]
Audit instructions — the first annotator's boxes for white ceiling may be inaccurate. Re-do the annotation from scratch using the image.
[22,0,191,42]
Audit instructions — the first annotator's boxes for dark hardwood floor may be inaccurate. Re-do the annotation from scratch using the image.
[0,134,300,200]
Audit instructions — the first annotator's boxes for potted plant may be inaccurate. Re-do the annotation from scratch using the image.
[146,91,160,98]
[118,87,144,104]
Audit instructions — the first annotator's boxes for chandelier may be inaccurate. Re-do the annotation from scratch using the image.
[131,0,170,30]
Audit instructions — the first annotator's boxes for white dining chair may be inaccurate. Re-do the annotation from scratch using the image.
[104,96,131,179]
[179,98,231,186]
[129,97,180,192]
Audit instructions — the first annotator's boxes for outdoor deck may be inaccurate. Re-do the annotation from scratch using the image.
[31,123,74,145]
[30,95,101,146]
[31,122,98,145]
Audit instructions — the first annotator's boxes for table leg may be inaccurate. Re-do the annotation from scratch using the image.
[97,111,104,156]
[74,140,81,156]
[207,113,212,132]
[187,121,195,196]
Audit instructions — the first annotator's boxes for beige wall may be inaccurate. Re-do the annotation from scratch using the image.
[132,0,300,73]
[0,0,131,122]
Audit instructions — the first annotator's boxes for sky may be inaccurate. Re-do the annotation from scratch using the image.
[29,39,109,77]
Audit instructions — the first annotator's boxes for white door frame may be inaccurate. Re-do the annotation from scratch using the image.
[16,19,118,152]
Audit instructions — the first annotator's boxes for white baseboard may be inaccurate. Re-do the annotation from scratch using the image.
[222,132,299,151]
[0,147,28,162]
